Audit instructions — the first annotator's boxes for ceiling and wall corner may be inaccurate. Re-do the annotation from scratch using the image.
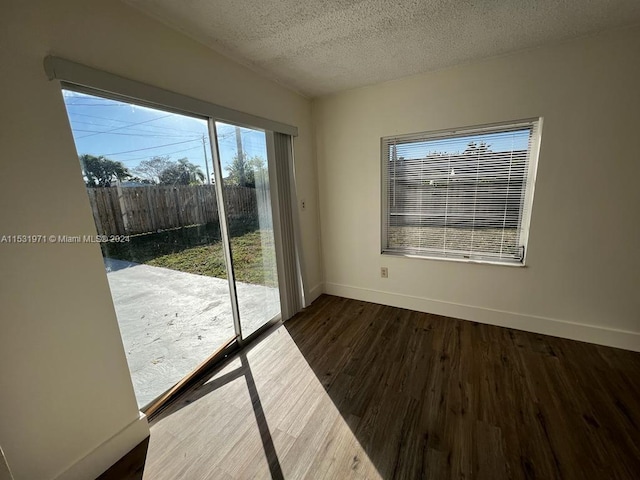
[124,0,640,97]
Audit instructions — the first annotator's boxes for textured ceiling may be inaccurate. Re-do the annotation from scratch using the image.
[124,0,640,97]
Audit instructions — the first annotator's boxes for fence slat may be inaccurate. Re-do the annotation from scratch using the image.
[86,185,256,236]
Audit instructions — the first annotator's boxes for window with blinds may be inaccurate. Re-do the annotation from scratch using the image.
[381,119,541,265]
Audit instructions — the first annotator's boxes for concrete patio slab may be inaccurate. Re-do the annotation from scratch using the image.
[104,258,280,407]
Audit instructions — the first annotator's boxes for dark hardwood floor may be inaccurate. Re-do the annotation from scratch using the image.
[98,437,149,480]
[143,295,640,479]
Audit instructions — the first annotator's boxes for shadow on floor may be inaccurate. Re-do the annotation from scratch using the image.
[151,348,285,480]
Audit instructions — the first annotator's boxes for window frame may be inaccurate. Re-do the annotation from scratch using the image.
[380,118,542,266]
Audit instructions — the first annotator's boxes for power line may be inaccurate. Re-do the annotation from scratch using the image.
[69,121,238,144]
[72,129,201,139]
[65,103,258,159]
[116,145,203,163]
[70,120,201,137]
[68,113,242,138]
[75,113,175,139]
[67,112,207,135]
[103,138,201,156]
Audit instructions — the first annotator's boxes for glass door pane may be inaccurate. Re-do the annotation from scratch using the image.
[61,90,237,408]
[215,122,281,338]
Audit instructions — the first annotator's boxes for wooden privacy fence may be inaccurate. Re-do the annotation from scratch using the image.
[86,185,258,236]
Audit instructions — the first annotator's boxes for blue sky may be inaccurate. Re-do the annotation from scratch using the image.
[394,128,530,160]
[61,90,267,182]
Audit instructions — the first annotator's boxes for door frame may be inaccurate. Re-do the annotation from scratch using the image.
[49,57,304,417]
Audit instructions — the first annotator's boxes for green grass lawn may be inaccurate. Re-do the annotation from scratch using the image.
[146,230,277,287]
[103,223,278,288]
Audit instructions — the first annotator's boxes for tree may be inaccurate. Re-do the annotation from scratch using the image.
[225,153,251,187]
[225,154,267,188]
[463,141,491,155]
[248,156,268,187]
[133,156,174,184]
[80,154,130,187]
[158,158,205,185]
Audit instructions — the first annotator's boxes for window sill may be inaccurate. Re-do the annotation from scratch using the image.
[381,250,527,268]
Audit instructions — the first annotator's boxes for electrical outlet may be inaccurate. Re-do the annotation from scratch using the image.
[381,267,388,278]
[301,199,306,210]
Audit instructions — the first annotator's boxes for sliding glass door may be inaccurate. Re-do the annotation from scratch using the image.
[214,122,281,338]
[61,89,282,409]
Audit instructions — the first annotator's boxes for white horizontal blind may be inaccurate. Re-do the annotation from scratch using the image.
[382,120,540,264]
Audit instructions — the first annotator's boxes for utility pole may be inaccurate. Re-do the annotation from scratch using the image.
[235,126,245,186]
[202,134,211,184]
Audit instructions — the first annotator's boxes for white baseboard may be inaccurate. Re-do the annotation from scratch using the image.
[324,282,640,352]
[55,412,149,480]
[306,283,324,306]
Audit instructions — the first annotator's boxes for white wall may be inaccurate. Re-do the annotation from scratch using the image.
[314,26,640,351]
[0,1,320,479]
